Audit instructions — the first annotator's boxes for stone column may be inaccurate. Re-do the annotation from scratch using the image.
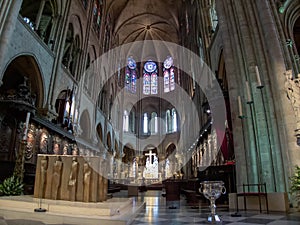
[34,0,46,32]
[134,157,139,180]
[116,158,122,179]
[0,0,22,78]
[216,0,292,193]
[159,155,165,180]
[175,153,184,177]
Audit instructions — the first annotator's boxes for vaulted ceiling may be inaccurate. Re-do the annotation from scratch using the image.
[106,0,184,45]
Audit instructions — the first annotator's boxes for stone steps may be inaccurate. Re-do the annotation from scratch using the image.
[0,195,145,225]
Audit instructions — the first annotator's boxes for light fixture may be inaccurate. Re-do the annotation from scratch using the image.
[202,101,211,115]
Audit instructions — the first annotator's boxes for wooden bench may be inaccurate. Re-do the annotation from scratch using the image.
[236,183,269,213]
[108,184,121,193]
[181,179,201,208]
[181,189,201,207]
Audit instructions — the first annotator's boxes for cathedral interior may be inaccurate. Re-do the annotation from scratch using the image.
[1,0,300,221]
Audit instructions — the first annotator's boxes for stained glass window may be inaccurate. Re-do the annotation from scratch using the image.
[93,0,102,36]
[143,60,158,95]
[151,73,158,94]
[209,0,218,32]
[163,56,175,93]
[125,57,137,93]
[164,70,170,93]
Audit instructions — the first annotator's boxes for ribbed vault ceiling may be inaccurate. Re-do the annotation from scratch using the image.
[106,0,182,45]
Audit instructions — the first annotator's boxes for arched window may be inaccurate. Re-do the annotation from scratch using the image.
[209,0,218,32]
[123,110,129,132]
[143,60,158,95]
[125,57,137,93]
[93,0,102,36]
[82,0,88,9]
[86,54,91,69]
[62,25,81,78]
[150,112,158,134]
[20,0,54,45]
[70,35,81,76]
[115,102,120,130]
[163,56,175,93]
[143,113,149,134]
[166,110,172,133]
[172,108,177,132]
[129,110,135,133]
[55,89,74,132]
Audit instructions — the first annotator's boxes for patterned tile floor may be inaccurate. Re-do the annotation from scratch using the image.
[129,191,300,225]
[1,191,300,225]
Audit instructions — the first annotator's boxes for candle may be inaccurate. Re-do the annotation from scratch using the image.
[23,112,30,141]
[245,81,252,103]
[238,96,243,117]
[255,66,262,87]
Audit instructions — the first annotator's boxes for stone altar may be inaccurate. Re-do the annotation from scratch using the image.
[34,154,108,202]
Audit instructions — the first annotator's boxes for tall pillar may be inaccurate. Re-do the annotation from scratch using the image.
[215,0,291,193]
[35,0,46,32]
[0,0,22,78]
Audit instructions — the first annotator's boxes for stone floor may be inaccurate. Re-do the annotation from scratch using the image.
[1,191,300,225]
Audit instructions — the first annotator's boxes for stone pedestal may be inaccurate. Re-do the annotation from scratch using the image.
[34,154,108,202]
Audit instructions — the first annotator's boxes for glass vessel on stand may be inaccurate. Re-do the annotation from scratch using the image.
[200,181,226,223]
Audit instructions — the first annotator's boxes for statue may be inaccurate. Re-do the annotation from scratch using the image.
[68,157,78,201]
[53,143,60,155]
[83,161,91,202]
[63,143,69,155]
[39,155,48,198]
[51,156,63,200]
[72,144,79,156]
[39,131,49,154]
[25,125,35,160]
[34,155,108,203]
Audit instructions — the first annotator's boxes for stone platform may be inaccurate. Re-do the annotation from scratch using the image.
[0,195,145,225]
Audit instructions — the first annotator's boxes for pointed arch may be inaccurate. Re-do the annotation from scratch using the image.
[107,131,112,151]
[150,112,158,134]
[171,108,177,132]
[54,88,74,131]
[79,110,91,140]
[122,144,135,163]
[143,112,149,133]
[1,54,44,108]
[96,123,103,143]
[166,109,171,133]
[62,15,84,80]
[123,110,129,132]
[129,107,136,133]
